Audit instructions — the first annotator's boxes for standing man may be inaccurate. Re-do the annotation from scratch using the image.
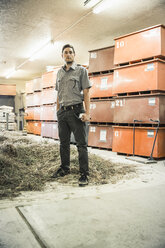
[52,44,91,186]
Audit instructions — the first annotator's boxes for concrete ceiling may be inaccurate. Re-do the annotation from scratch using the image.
[0,0,165,82]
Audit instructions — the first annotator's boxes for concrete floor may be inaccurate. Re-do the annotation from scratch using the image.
[0,145,165,248]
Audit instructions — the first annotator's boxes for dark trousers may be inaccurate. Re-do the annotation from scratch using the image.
[57,105,89,175]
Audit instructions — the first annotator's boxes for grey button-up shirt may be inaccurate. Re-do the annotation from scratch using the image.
[55,62,91,106]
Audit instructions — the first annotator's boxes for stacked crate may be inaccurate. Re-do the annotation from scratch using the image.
[25,68,59,138]
[0,84,16,96]
[25,78,42,135]
[88,46,115,149]
[41,68,58,139]
[0,105,16,131]
[112,24,165,158]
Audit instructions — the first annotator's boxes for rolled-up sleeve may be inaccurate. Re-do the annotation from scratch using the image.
[55,71,60,91]
[81,67,92,90]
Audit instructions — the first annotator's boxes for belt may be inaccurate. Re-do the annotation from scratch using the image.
[61,103,82,111]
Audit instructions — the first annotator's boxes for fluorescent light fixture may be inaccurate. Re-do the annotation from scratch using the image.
[93,0,108,14]
[84,0,101,7]
[5,69,17,79]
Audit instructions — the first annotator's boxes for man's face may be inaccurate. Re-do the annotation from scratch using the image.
[62,47,75,64]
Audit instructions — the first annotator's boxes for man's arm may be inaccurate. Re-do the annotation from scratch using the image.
[56,95,60,111]
[81,88,90,122]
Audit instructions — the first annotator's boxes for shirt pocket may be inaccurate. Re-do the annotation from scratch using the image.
[69,76,81,92]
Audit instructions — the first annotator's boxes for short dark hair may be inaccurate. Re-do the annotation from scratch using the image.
[62,44,75,54]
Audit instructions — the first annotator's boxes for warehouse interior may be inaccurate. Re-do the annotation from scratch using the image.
[0,0,165,247]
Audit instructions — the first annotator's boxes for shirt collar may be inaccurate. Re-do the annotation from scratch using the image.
[62,62,76,71]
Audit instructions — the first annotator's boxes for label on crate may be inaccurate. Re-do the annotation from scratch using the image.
[100,130,107,142]
[90,126,96,132]
[53,125,57,129]
[115,71,119,78]
[115,99,125,107]
[34,123,38,127]
[115,131,119,137]
[90,52,97,59]
[145,63,154,72]
[89,80,94,86]
[148,98,156,106]
[100,78,108,90]
[90,103,96,109]
[111,101,115,108]
[147,130,154,137]
[42,123,45,127]
[116,41,125,48]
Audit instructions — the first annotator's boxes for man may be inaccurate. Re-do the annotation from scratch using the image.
[52,44,91,186]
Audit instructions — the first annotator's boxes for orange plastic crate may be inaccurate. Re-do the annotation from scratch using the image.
[41,122,53,138]
[113,94,165,124]
[88,46,114,73]
[114,24,165,64]
[90,73,114,98]
[34,107,41,120]
[25,108,34,120]
[88,125,113,149]
[26,80,33,94]
[52,122,59,139]
[42,88,57,105]
[33,92,42,106]
[26,94,34,107]
[112,126,165,158]
[33,121,41,135]
[33,78,42,92]
[0,84,16,96]
[26,121,41,135]
[42,69,59,89]
[26,121,34,133]
[40,105,57,121]
[113,59,165,94]
[90,100,114,123]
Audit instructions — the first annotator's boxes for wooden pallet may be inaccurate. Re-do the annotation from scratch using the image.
[115,55,165,67]
[116,90,165,97]
[90,96,115,100]
[88,69,114,77]
[88,145,112,151]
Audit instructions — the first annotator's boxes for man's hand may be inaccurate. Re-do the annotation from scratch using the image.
[81,113,90,122]
[83,88,90,122]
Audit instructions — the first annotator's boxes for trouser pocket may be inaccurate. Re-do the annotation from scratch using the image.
[73,105,85,120]
[74,112,83,121]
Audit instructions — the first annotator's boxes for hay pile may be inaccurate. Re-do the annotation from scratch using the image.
[0,132,137,199]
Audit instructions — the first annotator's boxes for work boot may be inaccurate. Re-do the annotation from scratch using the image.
[78,174,88,186]
[51,167,70,178]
